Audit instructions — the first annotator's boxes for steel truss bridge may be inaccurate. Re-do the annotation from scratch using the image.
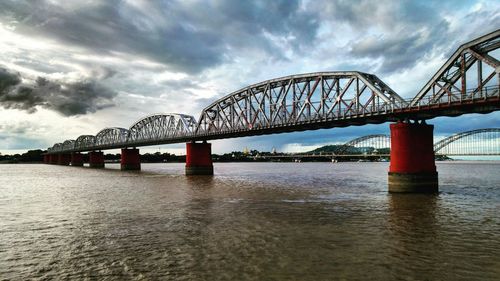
[47,29,500,154]
[279,128,500,158]
[434,128,500,156]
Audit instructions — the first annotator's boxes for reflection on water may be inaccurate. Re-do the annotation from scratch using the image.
[388,194,440,280]
[0,162,499,280]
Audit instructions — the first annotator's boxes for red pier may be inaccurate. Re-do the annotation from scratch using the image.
[70,152,84,166]
[89,151,104,168]
[388,122,438,193]
[121,148,141,170]
[185,141,213,175]
[57,154,71,166]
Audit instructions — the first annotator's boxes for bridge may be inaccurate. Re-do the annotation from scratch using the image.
[43,29,500,193]
[265,128,500,159]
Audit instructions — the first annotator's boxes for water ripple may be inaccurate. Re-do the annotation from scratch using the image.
[0,162,499,280]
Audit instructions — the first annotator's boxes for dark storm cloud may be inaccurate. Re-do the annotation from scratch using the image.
[0,68,21,93]
[0,68,117,116]
[0,0,319,74]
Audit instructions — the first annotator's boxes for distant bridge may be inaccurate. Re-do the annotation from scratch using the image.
[47,29,500,154]
[269,128,500,158]
[434,128,500,156]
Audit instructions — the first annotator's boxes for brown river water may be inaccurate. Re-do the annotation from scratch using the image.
[0,162,499,280]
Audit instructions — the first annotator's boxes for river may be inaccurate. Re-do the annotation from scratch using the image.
[1,162,499,280]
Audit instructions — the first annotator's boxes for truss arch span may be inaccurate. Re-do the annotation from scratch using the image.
[95,127,129,148]
[51,143,63,153]
[75,135,96,151]
[196,71,406,136]
[62,140,75,151]
[337,134,391,155]
[434,128,500,155]
[128,113,197,144]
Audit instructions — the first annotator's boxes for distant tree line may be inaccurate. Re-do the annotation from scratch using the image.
[0,149,45,163]
[123,152,185,163]
[0,147,451,164]
[309,144,391,155]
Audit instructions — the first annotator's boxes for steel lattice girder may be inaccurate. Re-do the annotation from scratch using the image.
[196,71,406,135]
[411,29,500,106]
[128,113,197,144]
[62,140,75,151]
[95,127,129,147]
[75,135,96,150]
[51,143,63,152]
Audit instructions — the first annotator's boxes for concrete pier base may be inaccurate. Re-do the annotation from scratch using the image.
[388,122,438,193]
[121,148,141,170]
[185,165,214,175]
[388,172,438,193]
[185,142,213,175]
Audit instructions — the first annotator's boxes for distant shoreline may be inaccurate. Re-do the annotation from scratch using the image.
[2,159,500,164]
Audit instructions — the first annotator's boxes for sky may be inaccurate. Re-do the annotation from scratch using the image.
[0,0,499,155]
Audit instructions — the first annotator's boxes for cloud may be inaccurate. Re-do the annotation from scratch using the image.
[0,1,498,152]
[0,67,117,116]
[0,134,48,149]
[0,119,54,149]
[0,67,21,93]
[0,0,319,74]
[349,23,450,73]
[313,0,500,74]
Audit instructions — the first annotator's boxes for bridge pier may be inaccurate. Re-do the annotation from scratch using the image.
[70,152,84,166]
[57,153,71,165]
[388,121,438,193]
[185,141,213,175]
[121,148,141,170]
[49,154,57,164]
[89,151,104,168]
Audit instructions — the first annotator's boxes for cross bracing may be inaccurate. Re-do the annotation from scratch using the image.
[75,135,95,150]
[128,114,197,145]
[412,29,500,107]
[94,127,129,147]
[196,71,407,136]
